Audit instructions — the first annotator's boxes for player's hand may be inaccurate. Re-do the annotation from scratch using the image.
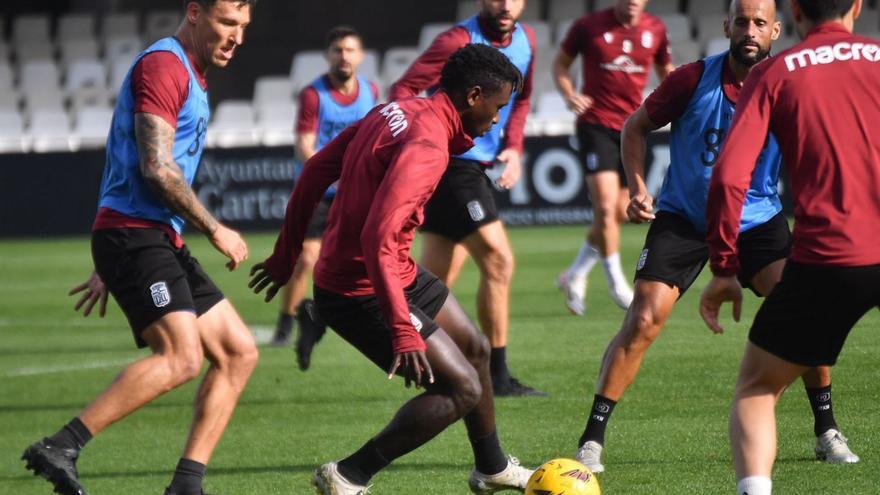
[566,93,593,115]
[627,193,656,223]
[388,351,434,389]
[248,262,284,302]
[69,270,108,317]
[209,224,248,271]
[495,148,522,189]
[699,275,742,334]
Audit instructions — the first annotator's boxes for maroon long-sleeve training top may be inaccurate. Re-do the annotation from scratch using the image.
[707,22,880,275]
[264,92,474,353]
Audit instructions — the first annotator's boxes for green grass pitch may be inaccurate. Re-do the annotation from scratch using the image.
[1,225,878,494]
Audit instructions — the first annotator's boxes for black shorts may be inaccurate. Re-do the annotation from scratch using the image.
[91,228,224,348]
[420,158,499,242]
[313,267,450,372]
[577,122,627,187]
[305,198,333,239]
[749,262,880,367]
[635,211,791,296]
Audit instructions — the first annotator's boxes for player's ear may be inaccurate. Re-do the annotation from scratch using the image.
[466,86,484,107]
[771,20,781,41]
[185,1,201,25]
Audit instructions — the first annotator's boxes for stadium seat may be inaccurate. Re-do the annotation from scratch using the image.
[0,42,9,65]
[659,13,692,44]
[0,110,27,153]
[672,40,700,66]
[253,76,295,107]
[66,59,107,97]
[381,46,420,87]
[256,101,297,146]
[144,10,179,43]
[20,61,61,92]
[101,12,140,40]
[58,13,97,42]
[555,19,576,44]
[0,63,13,92]
[70,86,112,112]
[12,14,51,44]
[687,0,728,18]
[0,88,20,111]
[534,91,575,136]
[108,56,132,92]
[418,23,453,51]
[527,21,552,48]
[647,0,682,15]
[60,38,101,68]
[520,0,542,21]
[15,41,55,63]
[208,100,258,148]
[28,109,73,153]
[694,14,727,43]
[23,89,65,114]
[74,105,113,149]
[704,37,729,57]
[549,0,588,23]
[104,36,143,65]
[290,50,326,92]
[360,50,381,85]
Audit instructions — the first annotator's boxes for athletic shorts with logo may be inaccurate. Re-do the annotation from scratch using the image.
[635,211,791,296]
[92,228,224,348]
[420,157,499,242]
[749,261,880,367]
[314,267,449,372]
[305,198,333,239]
[577,122,627,187]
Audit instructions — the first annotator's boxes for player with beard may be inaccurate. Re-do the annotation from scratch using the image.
[572,0,857,473]
[249,44,533,494]
[270,27,379,373]
[389,0,542,397]
[21,2,259,494]
[554,0,674,316]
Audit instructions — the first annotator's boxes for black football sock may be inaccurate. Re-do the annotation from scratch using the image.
[337,439,390,486]
[469,430,508,475]
[806,385,838,436]
[276,312,294,333]
[49,417,93,451]
[168,458,206,495]
[578,394,617,447]
[490,347,510,385]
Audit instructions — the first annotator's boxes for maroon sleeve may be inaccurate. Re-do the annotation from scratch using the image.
[643,61,703,126]
[654,22,672,67]
[360,128,449,354]
[706,63,775,276]
[264,122,360,284]
[295,87,320,134]
[561,17,586,58]
[388,27,470,100]
[503,24,535,153]
[131,52,189,129]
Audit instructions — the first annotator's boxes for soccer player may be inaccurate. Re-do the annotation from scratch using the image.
[574,0,857,473]
[21,2,259,494]
[699,0,879,493]
[249,44,533,494]
[390,0,543,397]
[554,0,674,315]
[270,26,379,372]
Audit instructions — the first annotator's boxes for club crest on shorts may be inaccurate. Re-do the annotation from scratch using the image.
[409,312,423,332]
[586,152,599,171]
[637,248,649,271]
[150,281,171,308]
[467,200,486,222]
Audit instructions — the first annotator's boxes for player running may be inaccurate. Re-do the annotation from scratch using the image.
[249,44,533,494]
[574,0,857,474]
[554,0,674,314]
[21,2,258,495]
[699,1,879,493]
[270,26,379,373]
[389,0,542,397]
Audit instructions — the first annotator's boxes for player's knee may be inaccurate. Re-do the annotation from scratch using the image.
[624,310,663,349]
[170,346,205,384]
[481,248,514,284]
[465,332,491,369]
[232,338,260,378]
[453,370,483,413]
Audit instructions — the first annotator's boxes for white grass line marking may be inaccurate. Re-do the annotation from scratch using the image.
[250,325,274,346]
[5,357,136,378]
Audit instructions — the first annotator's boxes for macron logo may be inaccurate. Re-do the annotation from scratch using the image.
[378,102,409,138]
[784,42,880,71]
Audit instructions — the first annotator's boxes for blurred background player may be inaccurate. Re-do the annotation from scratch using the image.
[390,0,543,397]
[553,0,674,315]
[574,0,857,473]
[270,26,379,372]
[699,0,879,493]
[250,44,533,494]
[21,2,259,495]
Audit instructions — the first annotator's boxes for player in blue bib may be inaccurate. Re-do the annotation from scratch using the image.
[21,3,259,495]
[271,27,379,367]
[572,0,857,474]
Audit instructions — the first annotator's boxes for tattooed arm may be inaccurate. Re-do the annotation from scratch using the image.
[135,112,248,269]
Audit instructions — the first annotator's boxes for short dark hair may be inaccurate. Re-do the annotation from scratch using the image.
[440,44,523,98]
[325,26,362,49]
[182,0,258,11]
[795,0,855,22]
